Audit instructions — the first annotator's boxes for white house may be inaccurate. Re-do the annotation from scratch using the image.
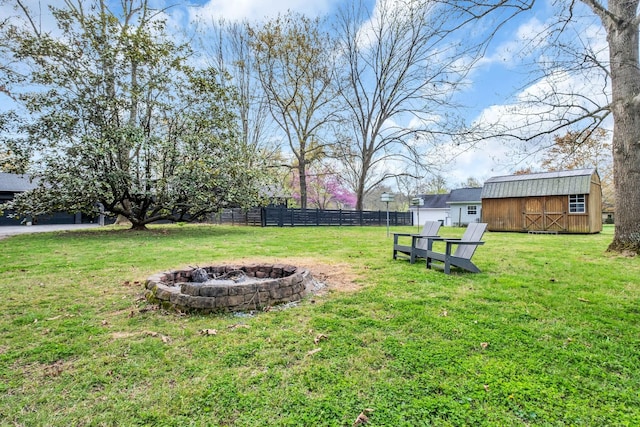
[410,193,450,225]
[410,187,483,227]
[447,187,483,226]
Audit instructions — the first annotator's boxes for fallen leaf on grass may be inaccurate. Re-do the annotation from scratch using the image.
[143,331,171,343]
[480,342,489,349]
[228,324,250,330]
[200,329,218,336]
[314,334,328,345]
[578,297,591,303]
[353,413,368,425]
[122,280,141,287]
[483,384,490,392]
[353,408,374,426]
[111,332,137,339]
[307,347,321,356]
[44,362,65,378]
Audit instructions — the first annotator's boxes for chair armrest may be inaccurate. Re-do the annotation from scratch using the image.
[442,240,485,245]
[392,233,413,237]
[422,236,447,250]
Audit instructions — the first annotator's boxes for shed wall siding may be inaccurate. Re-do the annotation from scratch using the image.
[483,195,597,233]
[482,198,522,232]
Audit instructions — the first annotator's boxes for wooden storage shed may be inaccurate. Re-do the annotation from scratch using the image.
[481,169,602,234]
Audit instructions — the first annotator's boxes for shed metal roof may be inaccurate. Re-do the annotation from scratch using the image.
[0,172,38,193]
[481,169,597,199]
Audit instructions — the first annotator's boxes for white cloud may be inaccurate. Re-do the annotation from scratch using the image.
[477,16,549,69]
[458,61,611,182]
[187,0,340,23]
[446,139,522,185]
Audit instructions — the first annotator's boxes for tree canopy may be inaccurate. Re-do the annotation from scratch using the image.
[4,0,270,229]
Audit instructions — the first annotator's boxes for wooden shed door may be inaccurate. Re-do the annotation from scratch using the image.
[543,196,566,231]
[523,199,543,231]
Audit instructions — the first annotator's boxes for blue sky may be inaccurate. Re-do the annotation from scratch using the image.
[173,0,608,185]
[2,0,609,187]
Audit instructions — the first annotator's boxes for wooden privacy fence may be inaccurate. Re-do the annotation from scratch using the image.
[212,207,413,227]
[211,208,263,226]
[261,207,412,227]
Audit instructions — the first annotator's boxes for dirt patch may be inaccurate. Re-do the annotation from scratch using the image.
[291,259,362,294]
[183,257,362,295]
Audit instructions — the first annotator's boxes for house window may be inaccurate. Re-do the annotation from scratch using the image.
[467,205,477,215]
[569,194,586,213]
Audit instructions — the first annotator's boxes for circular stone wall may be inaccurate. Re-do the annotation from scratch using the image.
[145,264,314,313]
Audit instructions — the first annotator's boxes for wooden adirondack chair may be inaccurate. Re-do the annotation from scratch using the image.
[424,222,487,274]
[393,221,442,262]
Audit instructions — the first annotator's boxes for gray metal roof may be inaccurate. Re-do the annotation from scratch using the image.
[447,187,482,204]
[0,172,38,193]
[481,169,597,199]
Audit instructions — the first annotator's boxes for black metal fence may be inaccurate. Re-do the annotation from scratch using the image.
[260,207,412,227]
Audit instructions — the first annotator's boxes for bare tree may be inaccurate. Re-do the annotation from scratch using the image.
[333,0,533,210]
[540,129,611,172]
[203,20,275,157]
[421,174,450,195]
[248,13,338,209]
[472,0,640,252]
[541,128,614,216]
[585,0,640,252]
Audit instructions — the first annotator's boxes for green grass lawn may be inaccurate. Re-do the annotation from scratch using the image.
[1,224,638,426]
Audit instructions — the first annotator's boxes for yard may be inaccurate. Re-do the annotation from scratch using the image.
[0,224,638,426]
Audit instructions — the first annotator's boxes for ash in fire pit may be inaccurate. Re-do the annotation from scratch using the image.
[145,263,317,313]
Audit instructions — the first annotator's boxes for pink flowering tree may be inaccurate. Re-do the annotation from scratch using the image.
[289,165,356,209]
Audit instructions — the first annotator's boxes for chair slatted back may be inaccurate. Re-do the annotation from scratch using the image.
[416,221,442,250]
[453,223,487,259]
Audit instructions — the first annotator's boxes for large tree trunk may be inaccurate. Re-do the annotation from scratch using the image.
[355,174,366,211]
[298,160,308,209]
[604,0,640,253]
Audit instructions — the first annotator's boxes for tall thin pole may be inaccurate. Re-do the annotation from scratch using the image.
[386,201,390,237]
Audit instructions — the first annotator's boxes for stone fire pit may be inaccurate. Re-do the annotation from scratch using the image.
[145,263,315,313]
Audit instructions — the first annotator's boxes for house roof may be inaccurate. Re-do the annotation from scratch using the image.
[447,187,482,204]
[481,168,597,199]
[0,172,38,193]
[414,193,450,209]
[413,187,482,209]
